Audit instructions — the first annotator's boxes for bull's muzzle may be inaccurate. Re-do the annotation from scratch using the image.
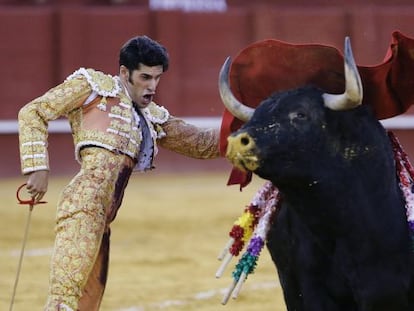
[226,132,260,172]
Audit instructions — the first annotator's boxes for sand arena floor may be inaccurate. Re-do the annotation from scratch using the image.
[0,172,286,311]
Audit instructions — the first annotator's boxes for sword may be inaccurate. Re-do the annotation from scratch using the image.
[9,183,46,311]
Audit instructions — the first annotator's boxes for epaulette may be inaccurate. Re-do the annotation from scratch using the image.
[65,68,121,98]
[144,102,170,124]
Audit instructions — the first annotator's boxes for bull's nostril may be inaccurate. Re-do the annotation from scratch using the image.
[241,137,249,146]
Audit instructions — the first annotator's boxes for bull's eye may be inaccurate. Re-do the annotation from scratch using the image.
[297,112,306,119]
[289,111,307,121]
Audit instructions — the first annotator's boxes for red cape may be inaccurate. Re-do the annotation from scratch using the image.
[220,31,414,189]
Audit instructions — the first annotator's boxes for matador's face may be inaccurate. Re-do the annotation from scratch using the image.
[120,64,163,109]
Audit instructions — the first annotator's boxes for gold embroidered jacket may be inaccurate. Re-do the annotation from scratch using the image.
[18,68,219,175]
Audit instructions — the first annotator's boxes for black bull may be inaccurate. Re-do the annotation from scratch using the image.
[220,38,414,310]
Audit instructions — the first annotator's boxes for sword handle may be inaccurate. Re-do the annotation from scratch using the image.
[16,183,47,208]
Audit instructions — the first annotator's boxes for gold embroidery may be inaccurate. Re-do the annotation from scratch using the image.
[158,117,220,159]
[66,68,121,98]
[44,147,134,310]
[86,69,117,94]
[18,78,91,173]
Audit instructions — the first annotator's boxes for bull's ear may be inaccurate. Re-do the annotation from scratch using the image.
[322,37,363,111]
[218,57,255,122]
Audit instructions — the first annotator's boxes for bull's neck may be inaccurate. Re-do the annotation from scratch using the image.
[274,164,403,237]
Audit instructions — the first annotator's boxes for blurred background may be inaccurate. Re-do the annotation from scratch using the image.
[1,0,414,177]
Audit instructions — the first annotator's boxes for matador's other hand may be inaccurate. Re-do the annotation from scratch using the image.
[26,170,49,203]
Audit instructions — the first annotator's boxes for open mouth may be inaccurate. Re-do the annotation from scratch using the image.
[228,152,259,172]
[142,94,153,104]
[240,156,259,172]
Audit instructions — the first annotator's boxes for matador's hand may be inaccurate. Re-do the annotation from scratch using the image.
[26,170,49,203]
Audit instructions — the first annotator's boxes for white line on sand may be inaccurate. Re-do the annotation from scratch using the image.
[116,281,279,311]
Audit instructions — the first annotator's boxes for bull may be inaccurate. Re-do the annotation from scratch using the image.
[219,37,414,310]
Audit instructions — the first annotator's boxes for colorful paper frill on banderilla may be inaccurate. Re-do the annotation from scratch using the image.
[216,181,280,305]
[389,131,414,250]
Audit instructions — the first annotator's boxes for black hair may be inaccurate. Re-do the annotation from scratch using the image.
[119,35,169,73]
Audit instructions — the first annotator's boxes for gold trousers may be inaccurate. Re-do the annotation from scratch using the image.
[44,147,134,311]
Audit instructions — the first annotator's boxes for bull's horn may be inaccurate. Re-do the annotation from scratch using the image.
[218,57,255,122]
[322,37,363,111]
